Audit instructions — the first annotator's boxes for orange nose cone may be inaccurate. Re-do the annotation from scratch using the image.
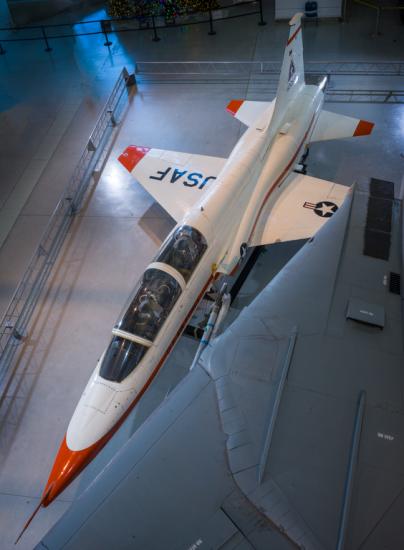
[42,436,100,507]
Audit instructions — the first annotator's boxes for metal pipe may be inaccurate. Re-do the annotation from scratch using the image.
[336,391,366,550]
[151,16,160,42]
[41,26,52,52]
[101,20,112,46]
[374,6,381,36]
[258,0,266,25]
[208,10,216,35]
[132,60,404,76]
[258,328,297,484]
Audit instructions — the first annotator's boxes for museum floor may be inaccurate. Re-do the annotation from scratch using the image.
[0,2,404,548]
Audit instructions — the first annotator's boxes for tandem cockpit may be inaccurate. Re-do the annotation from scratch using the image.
[99,225,208,383]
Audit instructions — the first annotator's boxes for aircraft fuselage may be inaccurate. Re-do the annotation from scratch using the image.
[41,83,325,508]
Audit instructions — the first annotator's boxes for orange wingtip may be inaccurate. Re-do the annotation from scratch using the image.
[353,120,374,137]
[226,99,244,116]
[118,145,150,172]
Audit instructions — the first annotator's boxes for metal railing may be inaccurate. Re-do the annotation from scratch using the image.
[325,89,404,103]
[134,60,404,77]
[0,0,265,53]
[0,67,135,401]
[353,0,404,36]
[133,60,404,103]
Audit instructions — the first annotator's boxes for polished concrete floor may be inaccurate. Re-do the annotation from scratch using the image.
[1,2,404,549]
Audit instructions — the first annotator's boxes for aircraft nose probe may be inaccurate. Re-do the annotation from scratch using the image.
[15,497,47,544]
[15,434,104,543]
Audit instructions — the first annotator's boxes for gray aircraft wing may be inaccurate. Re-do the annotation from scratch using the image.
[37,179,404,550]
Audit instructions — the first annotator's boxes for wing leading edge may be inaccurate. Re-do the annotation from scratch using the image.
[119,146,226,221]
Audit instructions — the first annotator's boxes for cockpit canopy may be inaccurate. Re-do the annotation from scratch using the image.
[99,225,208,384]
[116,268,182,343]
[100,268,182,383]
[156,225,207,282]
[100,336,147,383]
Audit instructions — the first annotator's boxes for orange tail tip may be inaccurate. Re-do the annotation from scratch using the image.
[353,120,374,137]
[118,145,150,172]
[226,99,244,116]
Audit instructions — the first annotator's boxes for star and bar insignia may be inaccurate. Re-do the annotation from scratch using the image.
[303,201,338,218]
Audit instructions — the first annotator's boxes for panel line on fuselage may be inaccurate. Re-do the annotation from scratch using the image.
[248,112,317,243]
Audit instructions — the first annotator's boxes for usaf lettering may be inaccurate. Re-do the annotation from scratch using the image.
[149,167,216,190]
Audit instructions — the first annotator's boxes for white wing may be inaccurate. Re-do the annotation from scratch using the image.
[119,146,226,221]
[251,172,350,246]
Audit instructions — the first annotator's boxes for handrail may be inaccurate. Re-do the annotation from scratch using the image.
[354,0,404,10]
[133,60,404,76]
[352,0,404,35]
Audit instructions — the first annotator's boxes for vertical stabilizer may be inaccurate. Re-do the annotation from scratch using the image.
[272,13,305,123]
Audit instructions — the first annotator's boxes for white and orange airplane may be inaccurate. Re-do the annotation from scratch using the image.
[19,12,374,538]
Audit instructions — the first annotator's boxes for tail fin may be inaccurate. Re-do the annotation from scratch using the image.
[273,13,305,121]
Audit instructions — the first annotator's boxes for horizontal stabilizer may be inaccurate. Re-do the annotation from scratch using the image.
[310,110,374,143]
[119,146,226,221]
[251,172,349,246]
[226,99,275,128]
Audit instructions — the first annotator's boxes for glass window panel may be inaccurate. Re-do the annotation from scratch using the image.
[99,336,147,383]
[117,269,182,342]
[156,225,207,282]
